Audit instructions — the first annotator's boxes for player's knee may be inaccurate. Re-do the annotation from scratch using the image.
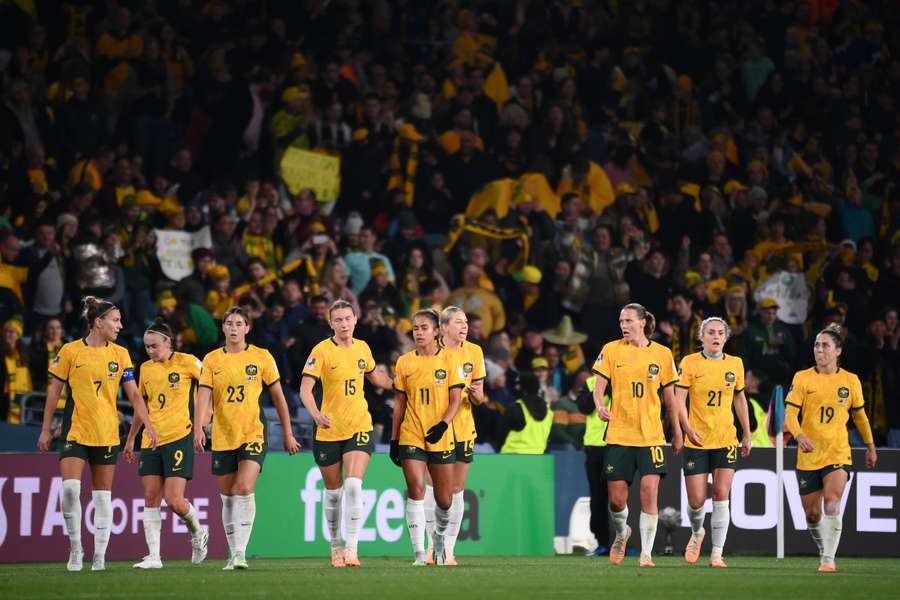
[408,484,425,500]
[823,498,840,516]
[144,492,162,507]
[231,481,253,496]
[712,487,730,502]
[608,500,626,512]
[164,492,187,513]
[435,493,452,511]
[805,507,821,522]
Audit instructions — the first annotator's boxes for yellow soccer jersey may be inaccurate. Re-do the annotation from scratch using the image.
[677,352,745,449]
[140,352,202,446]
[786,368,864,471]
[592,339,677,447]
[445,341,486,442]
[199,345,279,451]
[49,339,134,446]
[302,338,375,442]
[394,349,464,452]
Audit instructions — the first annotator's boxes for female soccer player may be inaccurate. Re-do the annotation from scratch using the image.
[785,323,877,572]
[194,306,301,571]
[390,309,463,566]
[591,303,683,567]
[299,300,393,568]
[124,318,208,568]
[422,306,485,565]
[37,297,159,572]
[674,316,752,567]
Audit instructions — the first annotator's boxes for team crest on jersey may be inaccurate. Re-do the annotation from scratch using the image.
[107,361,119,378]
[648,363,659,380]
[168,372,180,389]
[358,358,367,371]
[246,364,258,381]
[838,387,850,404]
[463,362,474,373]
[435,369,447,383]
[725,371,735,387]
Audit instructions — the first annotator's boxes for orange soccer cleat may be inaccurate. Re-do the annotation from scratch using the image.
[331,546,346,568]
[709,558,728,568]
[444,554,458,566]
[684,529,705,564]
[609,527,632,565]
[343,548,361,567]
[425,547,434,565]
[639,558,656,567]
[818,563,837,573]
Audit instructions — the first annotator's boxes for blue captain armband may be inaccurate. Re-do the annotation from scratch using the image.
[122,367,135,383]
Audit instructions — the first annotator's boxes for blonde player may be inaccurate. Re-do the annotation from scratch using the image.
[37,297,159,572]
[675,317,752,567]
[194,306,301,570]
[422,306,485,565]
[124,318,209,568]
[785,323,877,572]
[391,309,463,566]
[299,300,393,568]
[592,303,683,567]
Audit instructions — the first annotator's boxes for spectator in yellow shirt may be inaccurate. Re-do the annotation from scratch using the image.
[447,264,506,335]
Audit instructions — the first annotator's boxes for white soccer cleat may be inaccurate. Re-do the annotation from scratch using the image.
[192,529,209,565]
[222,557,235,571]
[91,556,106,571]
[67,548,84,572]
[133,555,163,569]
[232,551,249,569]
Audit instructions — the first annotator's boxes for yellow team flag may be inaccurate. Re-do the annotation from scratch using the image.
[482,62,511,111]
[466,174,560,219]
[556,161,615,215]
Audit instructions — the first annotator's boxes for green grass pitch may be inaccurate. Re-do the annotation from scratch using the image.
[3,556,898,599]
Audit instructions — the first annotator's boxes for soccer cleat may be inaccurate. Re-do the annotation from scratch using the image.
[425,546,434,565]
[91,556,106,571]
[639,558,656,567]
[684,528,705,564]
[67,548,84,572]
[232,551,248,569]
[222,557,234,571]
[191,529,209,565]
[609,526,632,565]
[709,558,728,568]
[588,546,609,557]
[444,553,458,566]
[133,555,163,569]
[331,546,346,568]
[412,560,427,567]
[818,563,837,573]
[432,533,446,566]
[343,548,360,567]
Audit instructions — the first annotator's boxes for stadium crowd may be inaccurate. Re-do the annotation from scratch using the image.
[0,0,898,448]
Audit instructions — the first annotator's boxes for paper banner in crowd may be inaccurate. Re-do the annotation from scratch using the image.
[753,270,811,325]
[154,226,212,281]
[280,147,341,201]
